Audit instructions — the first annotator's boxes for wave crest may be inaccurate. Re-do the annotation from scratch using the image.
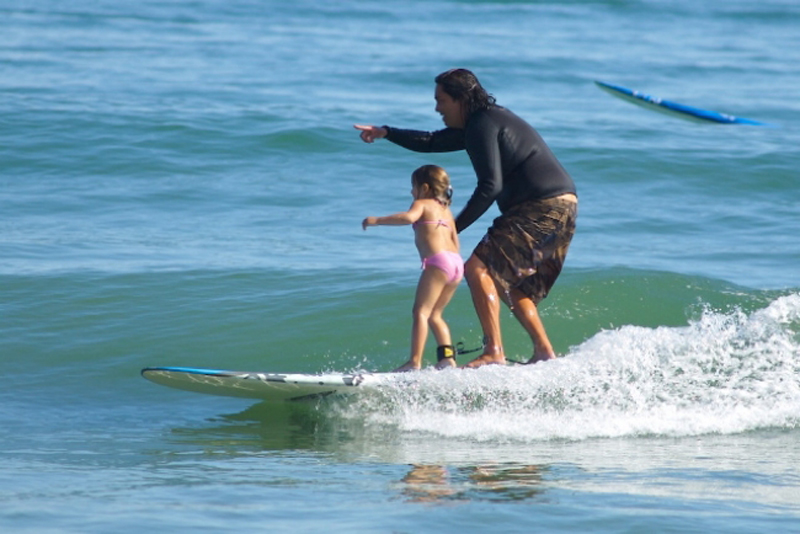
[338,294,800,442]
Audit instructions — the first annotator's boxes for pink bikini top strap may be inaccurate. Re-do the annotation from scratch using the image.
[413,219,450,229]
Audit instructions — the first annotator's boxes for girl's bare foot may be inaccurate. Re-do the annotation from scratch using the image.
[434,357,457,370]
[393,360,421,372]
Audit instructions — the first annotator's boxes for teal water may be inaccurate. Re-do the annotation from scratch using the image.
[2,1,800,532]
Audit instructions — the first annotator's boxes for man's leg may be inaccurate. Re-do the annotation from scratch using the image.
[463,254,506,367]
[508,288,556,363]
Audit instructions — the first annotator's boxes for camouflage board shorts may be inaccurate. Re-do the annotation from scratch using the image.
[472,195,577,304]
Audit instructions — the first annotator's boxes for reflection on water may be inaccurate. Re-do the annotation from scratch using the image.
[401,464,547,503]
[160,400,552,504]
[168,400,331,452]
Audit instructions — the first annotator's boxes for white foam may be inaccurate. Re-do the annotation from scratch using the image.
[338,294,800,442]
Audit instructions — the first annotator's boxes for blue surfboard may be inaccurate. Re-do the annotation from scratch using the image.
[594,81,770,126]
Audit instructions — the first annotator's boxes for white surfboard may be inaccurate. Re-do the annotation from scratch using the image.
[141,366,388,402]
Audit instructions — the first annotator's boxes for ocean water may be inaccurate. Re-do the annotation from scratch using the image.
[2,0,799,532]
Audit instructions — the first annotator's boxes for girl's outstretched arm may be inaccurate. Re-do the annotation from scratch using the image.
[362,201,424,230]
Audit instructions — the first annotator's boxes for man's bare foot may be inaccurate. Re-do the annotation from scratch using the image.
[462,353,506,368]
[393,360,421,372]
[434,358,457,370]
[525,352,556,364]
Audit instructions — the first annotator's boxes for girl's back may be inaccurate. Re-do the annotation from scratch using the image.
[413,199,459,259]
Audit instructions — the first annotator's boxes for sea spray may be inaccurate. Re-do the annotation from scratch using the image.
[332,294,800,442]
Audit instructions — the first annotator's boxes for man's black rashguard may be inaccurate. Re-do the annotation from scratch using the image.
[383,105,576,233]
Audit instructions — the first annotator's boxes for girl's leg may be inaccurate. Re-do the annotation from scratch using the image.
[393,267,450,372]
[428,281,460,369]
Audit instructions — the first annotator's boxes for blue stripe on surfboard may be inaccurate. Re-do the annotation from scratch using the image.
[141,366,235,376]
[594,81,771,126]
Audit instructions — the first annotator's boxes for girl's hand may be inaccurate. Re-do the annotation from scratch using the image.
[362,216,378,230]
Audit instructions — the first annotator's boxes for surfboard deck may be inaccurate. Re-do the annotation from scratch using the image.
[141,366,388,402]
[594,81,769,126]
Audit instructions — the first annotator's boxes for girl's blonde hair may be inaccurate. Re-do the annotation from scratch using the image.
[412,165,453,206]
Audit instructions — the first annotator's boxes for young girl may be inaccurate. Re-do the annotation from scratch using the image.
[362,165,464,371]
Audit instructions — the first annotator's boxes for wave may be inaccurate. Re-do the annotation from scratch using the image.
[333,293,800,442]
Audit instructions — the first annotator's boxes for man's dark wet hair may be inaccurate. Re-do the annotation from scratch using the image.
[435,68,496,119]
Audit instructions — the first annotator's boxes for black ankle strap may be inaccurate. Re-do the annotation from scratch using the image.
[436,345,456,362]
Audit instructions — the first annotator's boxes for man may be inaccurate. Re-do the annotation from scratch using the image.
[355,68,577,367]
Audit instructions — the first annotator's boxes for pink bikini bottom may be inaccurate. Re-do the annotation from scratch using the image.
[422,251,464,284]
